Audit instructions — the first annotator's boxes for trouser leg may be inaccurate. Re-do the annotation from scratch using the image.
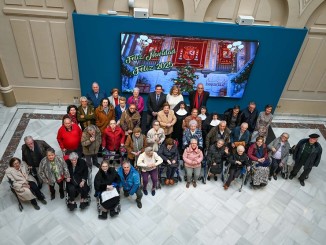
[193,167,201,181]
[29,181,45,200]
[225,168,236,186]
[149,168,158,189]
[66,183,76,202]
[135,188,143,201]
[142,172,149,190]
[290,161,304,177]
[185,166,193,183]
[298,167,312,181]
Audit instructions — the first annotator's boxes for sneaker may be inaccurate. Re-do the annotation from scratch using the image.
[273,175,277,180]
[186,182,190,188]
[151,190,156,196]
[136,200,142,209]
[143,189,148,195]
[39,199,47,205]
[110,210,119,217]
[214,176,218,181]
[193,182,197,188]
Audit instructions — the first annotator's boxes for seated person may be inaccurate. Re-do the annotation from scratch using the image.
[117,161,143,209]
[158,138,179,185]
[6,157,47,210]
[182,108,202,130]
[230,122,250,151]
[206,139,229,181]
[146,120,165,152]
[247,136,270,187]
[65,152,90,211]
[183,138,204,188]
[137,147,163,196]
[224,145,250,190]
[39,148,70,200]
[206,120,231,151]
[125,127,147,166]
[102,120,125,158]
[94,160,121,219]
[182,120,203,149]
[120,103,141,136]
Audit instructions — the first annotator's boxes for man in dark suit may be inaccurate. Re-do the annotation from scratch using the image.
[188,83,210,110]
[146,84,166,130]
[240,101,259,133]
[86,82,107,108]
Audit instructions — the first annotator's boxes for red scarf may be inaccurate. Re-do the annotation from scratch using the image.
[193,91,204,109]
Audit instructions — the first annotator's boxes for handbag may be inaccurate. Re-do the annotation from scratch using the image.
[209,163,222,174]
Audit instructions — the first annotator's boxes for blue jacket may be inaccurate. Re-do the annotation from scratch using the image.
[86,90,107,108]
[115,104,129,121]
[117,165,140,195]
[230,126,250,144]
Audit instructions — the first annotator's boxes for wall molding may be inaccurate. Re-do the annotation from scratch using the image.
[3,7,68,19]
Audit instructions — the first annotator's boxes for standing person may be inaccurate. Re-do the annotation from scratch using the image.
[6,157,47,210]
[146,84,166,129]
[188,83,210,110]
[289,134,323,186]
[102,120,125,153]
[62,105,78,125]
[38,148,70,200]
[157,102,177,138]
[166,85,183,110]
[117,161,143,209]
[86,82,107,109]
[81,125,102,187]
[115,97,128,125]
[146,120,165,152]
[125,127,147,167]
[95,98,115,134]
[21,136,51,188]
[137,147,163,196]
[183,138,204,188]
[252,104,273,142]
[57,117,82,159]
[127,87,145,114]
[120,103,141,136]
[198,106,209,127]
[77,96,95,131]
[182,108,202,130]
[223,105,241,130]
[108,88,121,108]
[268,133,291,180]
[172,101,190,152]
[240,101,259,134]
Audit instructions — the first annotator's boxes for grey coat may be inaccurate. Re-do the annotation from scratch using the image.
[268,137,291,163]
[38,156,70,185]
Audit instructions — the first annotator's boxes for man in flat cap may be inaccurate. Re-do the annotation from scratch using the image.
[289,133,323,186]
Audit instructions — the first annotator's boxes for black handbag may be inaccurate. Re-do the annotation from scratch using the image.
[209,164,222,174]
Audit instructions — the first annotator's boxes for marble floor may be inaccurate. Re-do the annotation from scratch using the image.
[0,104,326,245]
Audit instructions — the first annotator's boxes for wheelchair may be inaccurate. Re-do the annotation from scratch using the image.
[65,181,91,211]
[158,161,182,188]
[95,190,121,219]
[281,145,296,179]
[223,162,248,192]
[7,176,24,212]
[102,147,127,169]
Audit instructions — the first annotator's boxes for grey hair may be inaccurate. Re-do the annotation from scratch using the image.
[80,96,88,102]
[189,120,198,127]
[281,132,289,139]
[145,147,153,153]
[217,139,225,145]
[86,125,96,132]
[219,120,227,126]
[46,147,55,155]
[133,87,140,92]
[241,122,248,128]
[24,136,33,142]
[122,161,131,167]
[69,152,79,160]
[237,145,245,152]
[92,82,99,87]
[190,138,198,144]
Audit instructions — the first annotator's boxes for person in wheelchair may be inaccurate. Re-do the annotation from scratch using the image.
[224,145,250,190]
[125,127,147,167]
[182,120,203,150]
[247,136,270,187]
[65,152,90,211]
[6,157,47,210]
[158,138,180,185]
[206,139,229,181]
[94,160,121,219]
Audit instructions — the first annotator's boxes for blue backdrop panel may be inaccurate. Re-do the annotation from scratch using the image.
[72,13,307,113]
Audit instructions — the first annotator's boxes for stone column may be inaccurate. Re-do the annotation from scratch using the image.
[0,58,16,107]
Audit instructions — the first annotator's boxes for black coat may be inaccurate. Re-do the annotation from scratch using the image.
[293,138,322,168]
[147,92,167,114]
[228,153,249,170]
[66,158,88,186]
[21,140,51,167]
[94,167,121,193]
[188,90,210,110]
[223,108,241,130]
[158,144,179,163]
[207,144,229,165]
[240,108,258,132]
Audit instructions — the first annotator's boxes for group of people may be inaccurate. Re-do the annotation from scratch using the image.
[4,81,323,219]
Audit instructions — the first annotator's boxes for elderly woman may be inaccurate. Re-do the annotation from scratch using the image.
[120,103,141,136]
[157,102,177,138]
[125,127,147,166]
[182,108,202,130]
[38,148,70,200]
[224,145,249,190]
[65,152,90,211]
[127,87,145,114]
[268,132,291,180]
[81,125,102,187]
[158,138,179,185]
[137,147,163,196]
[182,120,203,149]
[62,105,78,125]
[95,98,115,133]
[146,120,165,152]
[206,139,229,181]
[6,157,47,210]
[252,104,273,142]
[108,88,120,107]
[183,138,204,188]
[247,136,270,187]
[94,160,121,219]
[166,85,184,110]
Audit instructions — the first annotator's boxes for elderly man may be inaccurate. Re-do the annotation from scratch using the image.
[230,122,250,151]
[240,101,259,133]
[120,103,141,136]
[206,120,231,150]
[86,82,107,108]
[188,83,210,110]
[77,96,95,131]
[21,136,51,188]
[117,161,143,209]
[289,133,323,186]
[57,117,82,159]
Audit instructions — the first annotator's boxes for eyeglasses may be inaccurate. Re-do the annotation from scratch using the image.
[154,124,159,126]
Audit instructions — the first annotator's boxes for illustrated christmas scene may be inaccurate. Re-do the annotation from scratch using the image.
[121,33,259,98]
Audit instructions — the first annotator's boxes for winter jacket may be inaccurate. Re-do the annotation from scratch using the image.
[183,145,203,169]
[117,165,140,195]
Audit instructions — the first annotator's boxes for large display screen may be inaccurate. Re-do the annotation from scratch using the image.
[121,33,259,98]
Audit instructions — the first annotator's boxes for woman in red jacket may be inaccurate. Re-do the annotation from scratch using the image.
[102,120,125,153]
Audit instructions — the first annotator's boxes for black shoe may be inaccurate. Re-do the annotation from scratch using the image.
[207,176,211,181]
[268,176,272,181]
[136,200,142,209]
[289,175,294,180]
[39,199,47,205]
[143,189,148,195]
[151,190,156,196]
[80,202,88,210]
[273,175,277,180]
[68,203,77,211]
[51,193,55,200]
[214,176,218,181]
[31,200,40,210]
[60,191,65,199]
[110,210,119,217]
[98,211,108,220]
[124,191,130,197]
[300,180,305,186]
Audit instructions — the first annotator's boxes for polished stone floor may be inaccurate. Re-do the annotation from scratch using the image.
[0,104,325,245]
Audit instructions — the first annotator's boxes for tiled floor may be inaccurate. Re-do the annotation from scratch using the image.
[0,104,325,245]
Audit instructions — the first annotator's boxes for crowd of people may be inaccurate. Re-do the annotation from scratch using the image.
[5,82,322,219]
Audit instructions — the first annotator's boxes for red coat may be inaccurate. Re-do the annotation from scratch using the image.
[102,126,125,151]
[57,124,82,150]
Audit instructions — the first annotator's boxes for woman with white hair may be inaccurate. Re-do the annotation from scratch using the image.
[137,147,163,196]
[127,87,145,114]
[182,120,203,149]
[224,145,250,190]
[147,120,165,152]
